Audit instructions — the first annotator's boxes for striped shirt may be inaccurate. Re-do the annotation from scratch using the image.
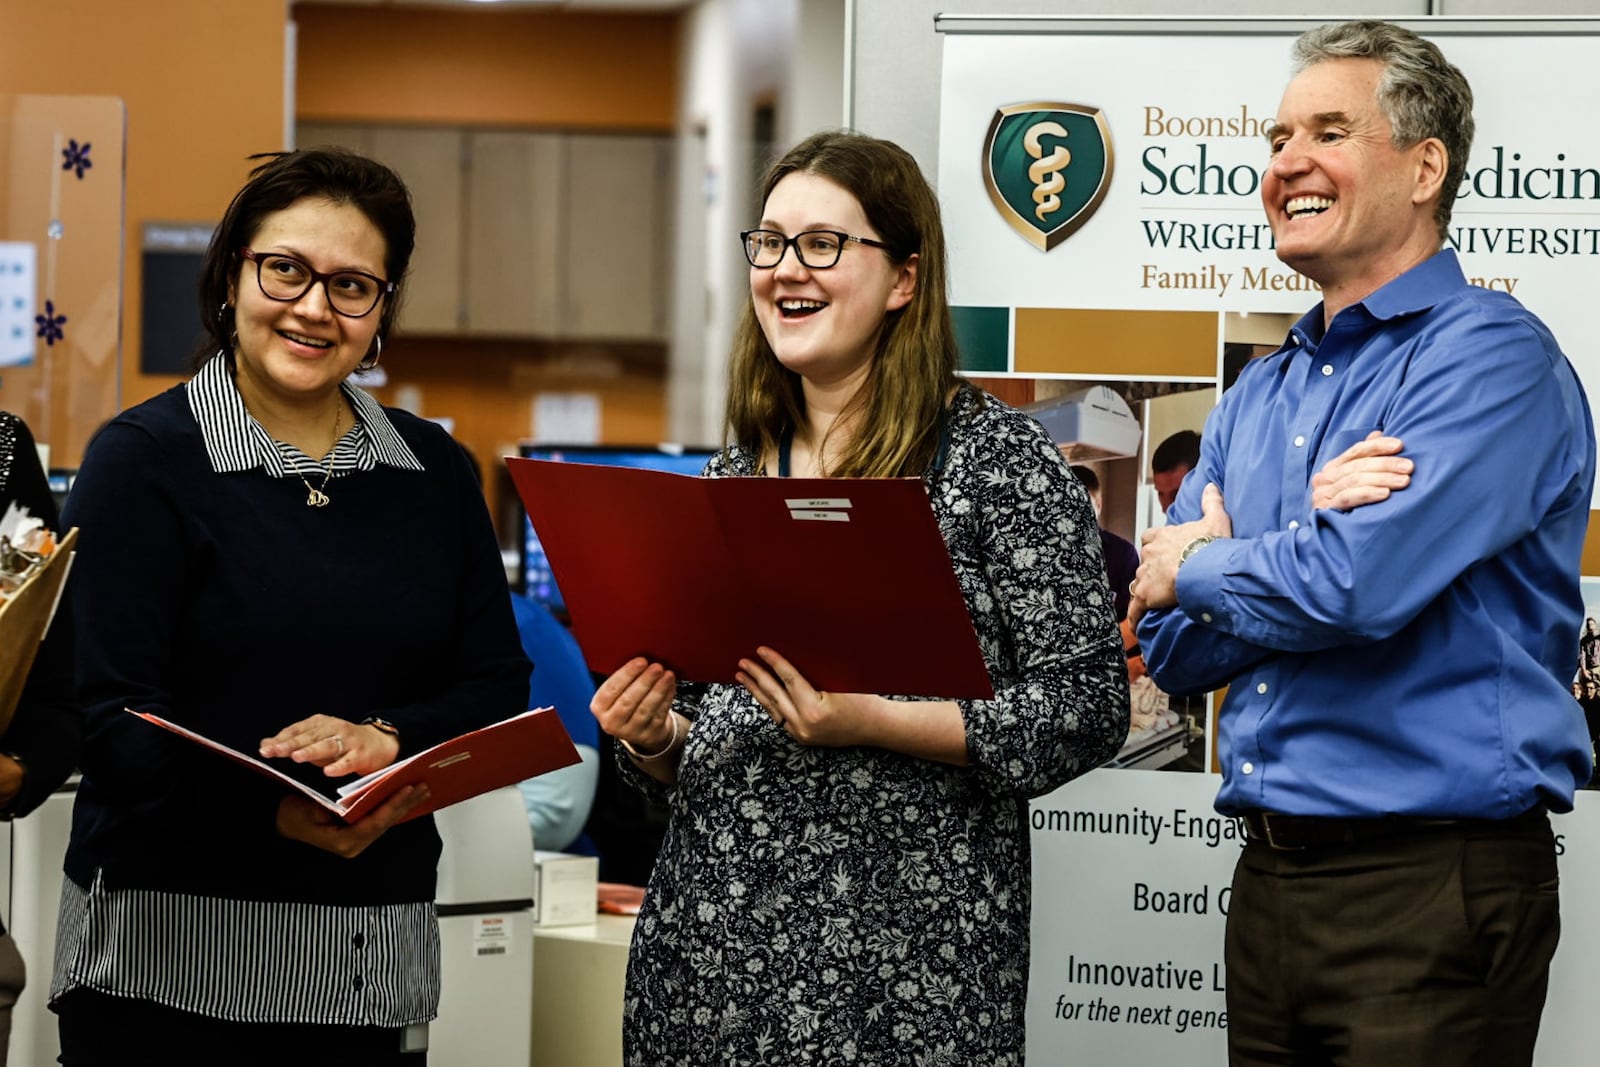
[53,871,440,1026]
[185,352,424,481]
[51,355,438,1026]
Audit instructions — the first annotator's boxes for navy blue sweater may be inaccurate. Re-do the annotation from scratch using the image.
[61,386,529,905]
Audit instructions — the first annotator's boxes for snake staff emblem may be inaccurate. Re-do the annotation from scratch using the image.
[983,102,1112,251]
[1025,121,1071,222]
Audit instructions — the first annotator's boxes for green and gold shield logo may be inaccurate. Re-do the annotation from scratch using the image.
[983,103,1114,251]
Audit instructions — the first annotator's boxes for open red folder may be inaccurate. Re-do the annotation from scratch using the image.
[506,457,994,700]
[130,706,581,823]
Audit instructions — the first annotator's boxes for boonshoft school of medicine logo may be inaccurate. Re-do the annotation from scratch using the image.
[983,102,1114,251]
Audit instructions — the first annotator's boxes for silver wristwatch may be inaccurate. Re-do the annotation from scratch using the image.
[1179,535,1218,566]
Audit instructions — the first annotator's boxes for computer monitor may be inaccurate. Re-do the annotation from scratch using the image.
[46,469,76,516]
[514,443,718,618]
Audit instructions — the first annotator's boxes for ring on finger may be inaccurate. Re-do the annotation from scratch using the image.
[330,735,344,754]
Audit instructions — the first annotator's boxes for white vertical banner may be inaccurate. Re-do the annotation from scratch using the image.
[1027,771,1237,1063]
[937,17,1600,1066]
[936,19,1600,441]
[0,242,38,368]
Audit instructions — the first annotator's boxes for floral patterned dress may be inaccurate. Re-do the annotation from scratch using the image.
[620,385,1128,1065]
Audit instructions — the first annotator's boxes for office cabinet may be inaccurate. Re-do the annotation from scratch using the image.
[559,134,672,342]
[296,124,466,334]
[464,130,564,337]
[298,122,672,342]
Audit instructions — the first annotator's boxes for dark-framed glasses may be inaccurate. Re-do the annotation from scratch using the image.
[241,248,394,318]
[740,229,891,270]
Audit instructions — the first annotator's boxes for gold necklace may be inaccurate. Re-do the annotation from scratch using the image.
[299,402,343,508]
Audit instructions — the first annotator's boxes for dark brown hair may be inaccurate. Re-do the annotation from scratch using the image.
[194,147,415,370]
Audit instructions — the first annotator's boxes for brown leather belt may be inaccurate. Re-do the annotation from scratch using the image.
[1240,807,1547,851]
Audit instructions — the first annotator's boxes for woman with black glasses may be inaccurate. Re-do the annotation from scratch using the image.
[591,130,1128,1066]
[50,148,528,1064]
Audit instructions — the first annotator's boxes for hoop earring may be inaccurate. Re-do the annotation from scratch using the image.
[362,334,383,370]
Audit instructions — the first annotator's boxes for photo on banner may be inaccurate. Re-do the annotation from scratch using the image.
[1576,577,1600,790]
[973,372,1215,774]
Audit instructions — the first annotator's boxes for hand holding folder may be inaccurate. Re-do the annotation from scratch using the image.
[506,458,994,699]
[131,706,581,823]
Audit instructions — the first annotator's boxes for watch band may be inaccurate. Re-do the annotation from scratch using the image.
[360,717,401,741]
[1179,535,1218,566]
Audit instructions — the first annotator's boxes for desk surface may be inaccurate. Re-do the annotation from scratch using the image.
[534,913,636,947]
[531,915,637,1066]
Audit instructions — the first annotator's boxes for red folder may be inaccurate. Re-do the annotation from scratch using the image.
[506,457,994,699]
[131,706,581,823]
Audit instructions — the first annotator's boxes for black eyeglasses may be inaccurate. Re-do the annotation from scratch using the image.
[740,229,892,270]
[241,248,394,318]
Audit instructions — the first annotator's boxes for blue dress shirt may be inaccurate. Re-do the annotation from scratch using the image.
[1138,250,1595,819]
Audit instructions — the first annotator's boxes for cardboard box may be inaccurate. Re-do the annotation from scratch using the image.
[533,850,599,927]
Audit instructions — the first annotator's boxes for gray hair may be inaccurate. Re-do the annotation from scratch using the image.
[1292,19,1474,240]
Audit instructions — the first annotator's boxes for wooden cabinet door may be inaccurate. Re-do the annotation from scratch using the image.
[562,134,672,342]
[292,124,464,335]
[368,127,465,334]
[464,130,563,337]
[294,126,674,342]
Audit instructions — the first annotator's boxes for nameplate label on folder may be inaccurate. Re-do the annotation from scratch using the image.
[785,497,853,509]
[786,496,853,522]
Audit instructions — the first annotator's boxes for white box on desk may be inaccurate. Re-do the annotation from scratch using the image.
[533,850,598,926]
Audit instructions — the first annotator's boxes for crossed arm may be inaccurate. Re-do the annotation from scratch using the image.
[1129,432,1411,625]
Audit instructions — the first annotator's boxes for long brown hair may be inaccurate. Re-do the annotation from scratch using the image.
[725,131,960,478]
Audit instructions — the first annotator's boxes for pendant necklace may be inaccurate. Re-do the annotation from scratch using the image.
[299,401,342,508]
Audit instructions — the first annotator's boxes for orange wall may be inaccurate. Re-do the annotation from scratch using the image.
[0,0,288,449]
[294,5,679,130]
[0,1,679,463]
[368,336,669,540]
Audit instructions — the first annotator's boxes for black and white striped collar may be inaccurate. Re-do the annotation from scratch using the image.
[186,352,424,475]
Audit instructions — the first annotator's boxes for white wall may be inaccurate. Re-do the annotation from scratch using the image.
[667,0,847,448]
[782,0,847,147]
[667,0,795,448]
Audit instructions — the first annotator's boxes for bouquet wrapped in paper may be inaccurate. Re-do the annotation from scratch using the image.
[0,503,76,732]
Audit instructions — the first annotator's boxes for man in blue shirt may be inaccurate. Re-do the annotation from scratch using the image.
[1131,20,1595,1066]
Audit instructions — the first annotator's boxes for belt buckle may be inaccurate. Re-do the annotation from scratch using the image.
[1256,812,1305,851]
